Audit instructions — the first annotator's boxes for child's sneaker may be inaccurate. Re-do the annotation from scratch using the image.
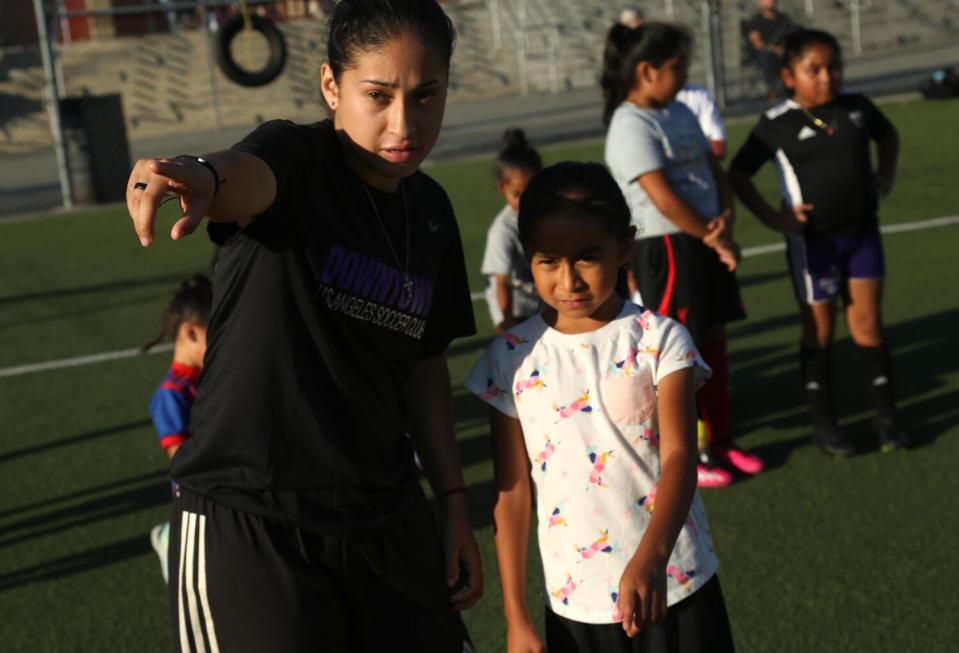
[874,417,910,452]
[150,522,170,584]
[697,445,734,488]
[711,444,765,475]
[697,463,734,488]
[812,421,854,458]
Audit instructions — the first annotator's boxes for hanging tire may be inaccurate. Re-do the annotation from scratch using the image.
[214,14,287,87]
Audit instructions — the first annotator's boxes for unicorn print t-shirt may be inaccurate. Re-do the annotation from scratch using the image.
[465,302,719,624]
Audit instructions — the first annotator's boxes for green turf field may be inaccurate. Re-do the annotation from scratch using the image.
[1,97,957,652]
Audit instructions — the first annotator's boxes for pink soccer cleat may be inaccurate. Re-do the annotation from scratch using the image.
[696,463,733,488]
[711,444,765,475]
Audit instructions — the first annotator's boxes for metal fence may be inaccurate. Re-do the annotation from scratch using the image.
[1,0,957,213]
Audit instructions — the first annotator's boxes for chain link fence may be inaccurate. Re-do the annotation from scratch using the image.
[1,0,956,213]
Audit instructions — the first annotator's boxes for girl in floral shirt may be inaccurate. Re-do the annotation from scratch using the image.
[466,162,734,652]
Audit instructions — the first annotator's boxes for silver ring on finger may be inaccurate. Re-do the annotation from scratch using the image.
[133,182,148,191]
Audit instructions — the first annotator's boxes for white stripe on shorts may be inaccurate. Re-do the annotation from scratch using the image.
[184,512,207,653]
[177,513,190,651]
[197,514,221,653]
[176,511,220,653]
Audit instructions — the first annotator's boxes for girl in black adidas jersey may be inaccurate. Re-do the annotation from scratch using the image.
[729,29,907,457]
[123,2,481,651]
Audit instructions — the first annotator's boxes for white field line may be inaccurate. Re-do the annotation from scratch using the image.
[3,215,958,379]
[469,214,959,300]
[0,344,171,379]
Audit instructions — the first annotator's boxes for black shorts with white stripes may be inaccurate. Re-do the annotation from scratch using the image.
[169,488,473,653]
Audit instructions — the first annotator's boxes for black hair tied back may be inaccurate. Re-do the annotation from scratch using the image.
[600,22,691,126]
[326,0,456,79]
[495,128,543,180]
[142,274,213,353]
[518,161,632,249]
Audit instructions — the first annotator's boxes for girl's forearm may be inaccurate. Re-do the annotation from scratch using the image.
[634,369,698,565]
[494,489,533,621]
[634,449,698,564]
[876,131,899,181]
[709,156,735,215]
[728,170,784,231]
[658,195,711,239]
[638,171,712,239]
[495,275,514,323]
[490,408,535,622]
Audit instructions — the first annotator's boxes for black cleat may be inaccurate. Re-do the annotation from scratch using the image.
[874,417,910,452]
[812,421,854,457]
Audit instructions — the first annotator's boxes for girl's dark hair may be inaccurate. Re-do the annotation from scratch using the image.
[495,128,543,181]
[781,28,841,70]
[142,274,213,352]
[601,21,691,126]
[519,162,634,297]
[326,0,456,79]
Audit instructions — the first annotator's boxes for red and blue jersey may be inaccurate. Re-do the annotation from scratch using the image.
[149,362,201,450]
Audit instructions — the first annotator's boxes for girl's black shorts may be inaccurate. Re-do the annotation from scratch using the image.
[632,233,746,343]
[168,487,473,653]
[545,574,734,653]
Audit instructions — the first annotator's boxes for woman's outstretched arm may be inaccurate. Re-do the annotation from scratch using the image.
[126,150,276,246]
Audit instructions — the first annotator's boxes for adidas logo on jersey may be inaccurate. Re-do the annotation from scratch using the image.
[798,126,817,141]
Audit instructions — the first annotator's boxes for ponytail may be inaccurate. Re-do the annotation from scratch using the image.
[601,23,634,127]
[142,274,213,352]
[495,128,543,181]
[601,21,692,126]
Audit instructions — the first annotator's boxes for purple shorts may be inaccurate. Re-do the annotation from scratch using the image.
[785,229,885,304]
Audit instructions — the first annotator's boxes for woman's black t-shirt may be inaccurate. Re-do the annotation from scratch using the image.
[170,119,476,534]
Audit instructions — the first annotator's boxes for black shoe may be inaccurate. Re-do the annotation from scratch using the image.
[812,421,854,457]
[874,417,910,452]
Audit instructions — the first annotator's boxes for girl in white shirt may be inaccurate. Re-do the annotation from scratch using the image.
[466,162,734,653]
[481,128,543,331]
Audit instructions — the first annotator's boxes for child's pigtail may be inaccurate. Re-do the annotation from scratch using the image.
[142,274,213,353]
[495,127,543,180]
[601,23,634,127]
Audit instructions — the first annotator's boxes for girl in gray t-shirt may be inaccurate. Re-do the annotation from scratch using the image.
[481,129,543,331]
[601,21,764,489]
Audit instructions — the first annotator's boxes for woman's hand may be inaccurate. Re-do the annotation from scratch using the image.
[126,157,217,246]
[440,492,483,610]
[506,618,546,653]
[616,548,668,638]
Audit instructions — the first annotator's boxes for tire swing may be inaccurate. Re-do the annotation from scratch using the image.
[214,12,287,87]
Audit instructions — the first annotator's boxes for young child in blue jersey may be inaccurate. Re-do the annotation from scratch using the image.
[481,128,543,332]
[466,162,734,653]
[728,29,907,456]
[602,21,764,488]
[144,274,212,583]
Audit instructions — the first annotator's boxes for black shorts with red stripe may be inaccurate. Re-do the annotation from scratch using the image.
[632,233,745,342]
[168,487,473,653]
